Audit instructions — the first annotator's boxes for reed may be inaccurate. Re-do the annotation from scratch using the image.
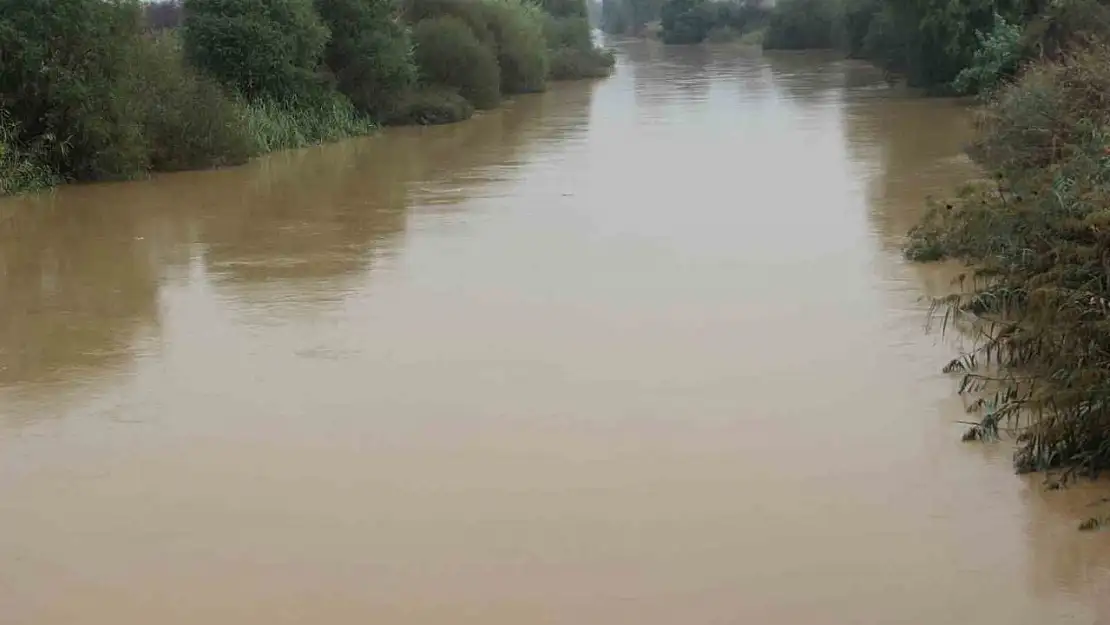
[906,45,1110,480]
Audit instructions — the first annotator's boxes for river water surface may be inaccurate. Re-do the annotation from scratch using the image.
[2,40,1110,625]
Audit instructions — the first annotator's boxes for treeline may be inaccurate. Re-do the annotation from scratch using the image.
[0,0,614,196]
[900,0,1110,484]
[641,0,1105,97]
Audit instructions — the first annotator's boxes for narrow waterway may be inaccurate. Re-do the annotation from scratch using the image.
[2,40,1109,625]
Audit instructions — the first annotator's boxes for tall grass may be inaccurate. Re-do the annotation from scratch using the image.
[0,112,56,195]
[240,95,376,153]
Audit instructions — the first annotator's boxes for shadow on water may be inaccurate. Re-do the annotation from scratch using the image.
[0,80,597,408]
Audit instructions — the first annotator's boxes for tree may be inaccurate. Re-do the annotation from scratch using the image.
[315,0,416,115]
[183,0,330,102]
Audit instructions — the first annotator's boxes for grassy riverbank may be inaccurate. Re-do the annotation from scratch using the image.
[891,1,1110,500]
[0,0,614,197]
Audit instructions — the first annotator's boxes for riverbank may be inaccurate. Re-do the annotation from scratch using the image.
[4,44,1109,624]
[0,0,614,197]
[903,43,1110,497]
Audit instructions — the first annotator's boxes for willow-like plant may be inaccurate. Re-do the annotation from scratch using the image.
[907,45,1110,480]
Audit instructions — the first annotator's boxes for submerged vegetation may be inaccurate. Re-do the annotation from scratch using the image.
[0,0,613,196]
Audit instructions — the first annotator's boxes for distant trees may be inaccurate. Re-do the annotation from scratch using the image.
[0,0,617,196]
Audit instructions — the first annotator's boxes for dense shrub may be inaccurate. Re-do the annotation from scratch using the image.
[315,0,417,116]
[183,0,331,102]
[483,0,549,94]
[762,0,838,50]
[905,46,1110,477]
[541,0,586,17]
[657,0,768,44]
[840,0,879,57]
[380,87,475,125]
[0,0,150,181]
[132,33,256,171]
[601,0,663,34]
[406,0,549,94]
[412,16,502,109]
[659,0,713,44]
[548,46,615,79]
[0,112,55,195]
[951,14,1023,96]
[545,14,593,48]
[143,0,184,30]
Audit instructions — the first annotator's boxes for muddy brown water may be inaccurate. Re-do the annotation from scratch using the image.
[2,40,1110,625]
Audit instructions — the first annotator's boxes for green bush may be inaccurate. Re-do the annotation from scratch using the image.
[381,87,475,125]
[412,16,502,109]
[132,33,257,171]
[315,0,417,116]
[483,0,549,93]
[240,93,376,153]
[544,14,593,48]
[183,0,331,102]
[548,45,615,79]
[952,14,1022,96]
[659,0,713,44]
[840,0,879,57]
[0,0,150,181]
[541,0,586,18]
[762,0,838,50]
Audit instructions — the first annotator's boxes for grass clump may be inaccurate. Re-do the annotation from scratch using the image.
[0,112,56,195]
[241,94,376,152]
[905,44,1110,479]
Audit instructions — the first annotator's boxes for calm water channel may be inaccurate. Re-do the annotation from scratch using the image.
[2,39,1110,625]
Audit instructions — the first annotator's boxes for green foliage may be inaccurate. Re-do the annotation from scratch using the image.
[541,0,587,17]
[380,87,475,124]
[543,2,614,78]
[905,45,1110,477]
[0,112,56,196]
[840,0,879,57]
[762,0,839,50]
[0,0,151,181]
[483,0,550,94]
[548,45,615,78]
[132,33,257,171]
[659,0,713,44]
[315,0,417,116]
[545,14,594,47]
[412,15,502,108]
[183,0,331,102]
[406,0,550,95]
[952,14,1023,96]
[240,93,375,152]
[601,0,664,34]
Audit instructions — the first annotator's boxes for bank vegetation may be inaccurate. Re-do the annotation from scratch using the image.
[893,0,1110,509]
[0,0,614,196]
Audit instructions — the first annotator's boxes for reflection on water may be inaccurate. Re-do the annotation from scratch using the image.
[1,40,1109,625]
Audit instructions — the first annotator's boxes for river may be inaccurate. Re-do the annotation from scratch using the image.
[2,39,1109,625]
